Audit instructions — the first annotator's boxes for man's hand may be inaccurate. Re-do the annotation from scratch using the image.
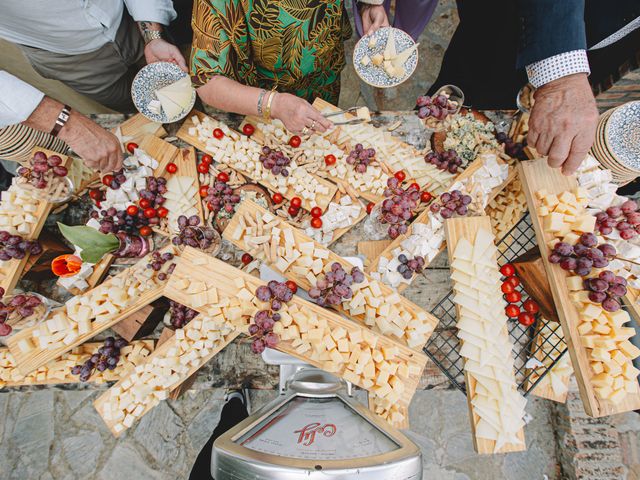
[360,5,390,35]
[528,73,598,175]
[58,112,123,172]
[145,39,187,72]
[271,93,332,134]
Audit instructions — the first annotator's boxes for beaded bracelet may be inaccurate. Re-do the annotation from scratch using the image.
[257,89,267,116]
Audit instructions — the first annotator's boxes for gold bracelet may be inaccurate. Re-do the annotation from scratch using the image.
[264,91,276,120]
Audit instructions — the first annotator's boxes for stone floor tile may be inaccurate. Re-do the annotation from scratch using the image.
[98,441,166,480]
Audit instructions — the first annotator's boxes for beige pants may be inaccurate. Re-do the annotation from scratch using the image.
[18,12,144,113]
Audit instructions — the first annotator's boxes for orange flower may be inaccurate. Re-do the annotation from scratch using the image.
[51,254,82,277]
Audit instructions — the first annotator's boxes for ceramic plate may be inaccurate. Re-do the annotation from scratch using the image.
[353,27,418,88]
[605,101,640,171]
[131,62,196,123]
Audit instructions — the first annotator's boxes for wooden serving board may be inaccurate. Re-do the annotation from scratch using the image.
[6,248,172,375]
[518,158,640,417]
[223,200,440,351]
[177,146,205,227]
[526,322,571,404]
[444,215,526,454]
[176,111,337,212]
[358,240,393,266]
[112,114,166,148]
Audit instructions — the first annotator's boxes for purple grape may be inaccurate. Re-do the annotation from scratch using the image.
[602,298,621,312]
[251,339,266,354]
[588,291,607,303]
[579,232,597,247]
[256,286,272,302]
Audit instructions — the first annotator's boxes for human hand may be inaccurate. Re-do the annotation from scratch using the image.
[271,93,332,134]
[528,73,598,175]
[360,5,390,35]
[144,39,187,72]
[58,112,123,172]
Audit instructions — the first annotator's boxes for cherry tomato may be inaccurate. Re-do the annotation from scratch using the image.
[518,312,535,326]
[139,198,151,209]
[217,171,230,183]
[310,207,322,218]
[197,162,209,174]
[506,276,520,288]
[199,185,209,198]
[89,189,102,201]
[126,142,138,154]
[366,202,375,214]
[285,280,298,294]
[272,192,284,204]
[523,298,540,314]
[157,207,169,218]
[288,136,301,148]
[242,124,255,136]
[213,128,224,139]
[288,205,300,217]
[290,197,302,209]
[394,170,406,182]
[420,191,433,203]
[501,282,515,294]
[324,154,336,166]
[139,226,152,237]
[207,201,216,211]
[409,182,420,191]
[241,253,253,265]
[166,163,178,174]
[311,217,323,229]
[126,205,139,216]
[201,154,213,165]
[505,291,522,303]
[143,208,157,219]
[505,304,520,318]
[102,174,114,186]
[500,263,515,277]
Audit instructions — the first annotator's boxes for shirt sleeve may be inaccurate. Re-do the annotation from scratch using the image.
[0,71,45,128]
[124,0,177,25]
[525,49,591,88]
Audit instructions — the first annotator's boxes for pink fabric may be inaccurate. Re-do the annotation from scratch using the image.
[352,0,439,41]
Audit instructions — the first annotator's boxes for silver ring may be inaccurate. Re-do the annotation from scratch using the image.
[302,127,309,135]
[310,120,317,131]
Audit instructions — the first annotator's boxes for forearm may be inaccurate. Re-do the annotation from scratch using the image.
[137,20,164,35]
[21,96,64,134]
[196,76,265,117]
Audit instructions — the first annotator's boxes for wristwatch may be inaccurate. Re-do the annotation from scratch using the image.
[142,29,163,45]
[50,105,71,138]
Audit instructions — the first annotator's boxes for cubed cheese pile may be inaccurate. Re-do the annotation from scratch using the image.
[0,180,43,236]
[304,196,363,245]
[101,149,158,212]
[99,310,236,434]
[537,188,594,236]
[450,228,526,451]
[14,249,174,355]
[486,177,527,243]
[165,176,199,233]
[527,324,573,400]
[227,202,434,348]
[189,115,330,204]
[0,341,152,387]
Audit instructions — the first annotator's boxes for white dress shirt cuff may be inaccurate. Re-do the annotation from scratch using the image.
[124,0,177,26]
[0,72,45,128]
[525,50,591,88]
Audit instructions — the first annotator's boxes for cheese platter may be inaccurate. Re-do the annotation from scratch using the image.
[163,147,204,235]
[444,215,527,454]
[518,158,640,417]
[526,322,572,403]
[112,113,167,149]
[223,199,439,350]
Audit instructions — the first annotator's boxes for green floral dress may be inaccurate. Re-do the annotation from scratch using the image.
[190,0,352,104]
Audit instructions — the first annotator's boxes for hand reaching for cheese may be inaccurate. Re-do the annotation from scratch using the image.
[144,39,188,72]
[360,5,390,36]
[271,93,332,135]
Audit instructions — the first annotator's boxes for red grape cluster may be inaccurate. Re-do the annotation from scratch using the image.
[0,231,42,261]
[172,215,218,251]
[549,233,616,277]
[381,178,420,239]
[0,288,44,336]
[259,146,291,177]
[496,132,527,160]
[429,190,472,219]
[138,176,168,209]
[18,151,68,189]
[424,149,463,174]
[92,206,152,236]
[146,250,176,281]
[168,300,198,328]
[396,254,425,280]
[346,144,376,173]
[416,94,457,121]
[582,271,627,312]
[205,180,240,216]
[101,169,127,190]
[594,200,640,240]
[308,262,365,307]
[249,281,295,354]
[70,336,128,382]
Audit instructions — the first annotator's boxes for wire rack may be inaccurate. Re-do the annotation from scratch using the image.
[424,213,569,395]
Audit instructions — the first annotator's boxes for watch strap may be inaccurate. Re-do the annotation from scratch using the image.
[50,105,71,138]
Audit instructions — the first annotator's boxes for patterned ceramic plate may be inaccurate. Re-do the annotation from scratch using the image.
[131,62,196,123]
[605,101,640,171]
[353,27,418,89]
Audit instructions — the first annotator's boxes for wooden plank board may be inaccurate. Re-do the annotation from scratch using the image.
[444,215,526,454]
[6,247,175,375]
[527,322,572,404]
[139,135,180,176]
[358,240,393,265]
[518,158,640,417]
[176,110,337,212]
[223,200,439,350]
[176,146,205,227]
[156,327,200,400]
[112,114,166,148]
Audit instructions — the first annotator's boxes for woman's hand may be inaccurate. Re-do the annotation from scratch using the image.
[271,93,332,134]
[144,39,188,72]
[360,5,390,35]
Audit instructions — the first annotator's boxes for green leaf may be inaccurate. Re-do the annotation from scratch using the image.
[57,223,120,261]
[79,247,109,264]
